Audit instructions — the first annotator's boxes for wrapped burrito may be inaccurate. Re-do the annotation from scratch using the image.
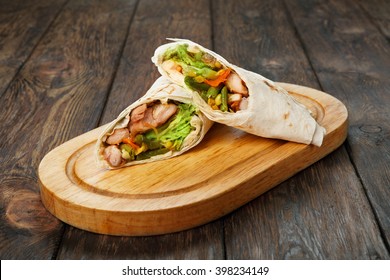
[152,39,326,146]
[96,77,213,169]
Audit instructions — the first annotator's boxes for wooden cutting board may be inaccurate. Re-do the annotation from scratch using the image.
[38,83,348,236]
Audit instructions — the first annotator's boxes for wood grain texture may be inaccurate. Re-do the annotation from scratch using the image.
[285,0,390,250]
[358,0,390,40]
[39,84,347,236]
[99,0,212,124]
[56,224,224,260]
[2,0,388,261]
[0,0,67,96]
[214,0,389,259]
[225,146,388,259]
[0,0,136,259]
[56,0,223,260]
[212,0,319,88]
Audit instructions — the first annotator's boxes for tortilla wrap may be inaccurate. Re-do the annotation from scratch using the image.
[96,77,213,169]
[152,39,325,146]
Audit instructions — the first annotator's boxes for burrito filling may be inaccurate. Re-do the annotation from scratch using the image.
[162,44,249,112]
[102,101,197,167]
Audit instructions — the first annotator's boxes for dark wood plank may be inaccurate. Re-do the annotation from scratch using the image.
[57,224,223,260]
[358,0,390,40]
[56,0,225,260]
[99,0,213,125]
[213,0,389,259]
[225,147,388,259]
[212,0,319,87]
[0,0,136,259]
[0,0,67,96]
[284,0,390,250]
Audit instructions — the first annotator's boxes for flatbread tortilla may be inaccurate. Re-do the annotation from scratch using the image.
[96,77,213,169]
[152,39,325,146]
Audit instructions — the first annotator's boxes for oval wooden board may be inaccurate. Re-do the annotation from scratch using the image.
[38,83,348,236]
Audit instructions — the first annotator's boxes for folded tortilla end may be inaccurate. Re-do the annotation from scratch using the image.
[311,123,326,147]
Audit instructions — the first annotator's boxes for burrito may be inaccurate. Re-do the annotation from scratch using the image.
[152,39,326,146]
[96,77,213,169]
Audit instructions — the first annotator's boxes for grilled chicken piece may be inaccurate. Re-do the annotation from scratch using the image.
[226,73,248,96]
[239,97,249,110]
[161,60,184,83]
[130,104,147,122]
[106,128,130,145]
[104,145,123,167]
[129,103,177,136]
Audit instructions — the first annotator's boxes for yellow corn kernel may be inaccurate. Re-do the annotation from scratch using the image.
[164,141,173,149]
[215,94,222,106]
[186,69,196,77]
[135,142,147,155]
[194,76,205,83]
[217,69,225,75]
[208,98,215,106]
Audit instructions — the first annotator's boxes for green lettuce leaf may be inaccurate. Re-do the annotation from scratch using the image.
[164,44,218,79]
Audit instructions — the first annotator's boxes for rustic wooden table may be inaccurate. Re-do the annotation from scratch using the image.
[1,0,389,260]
